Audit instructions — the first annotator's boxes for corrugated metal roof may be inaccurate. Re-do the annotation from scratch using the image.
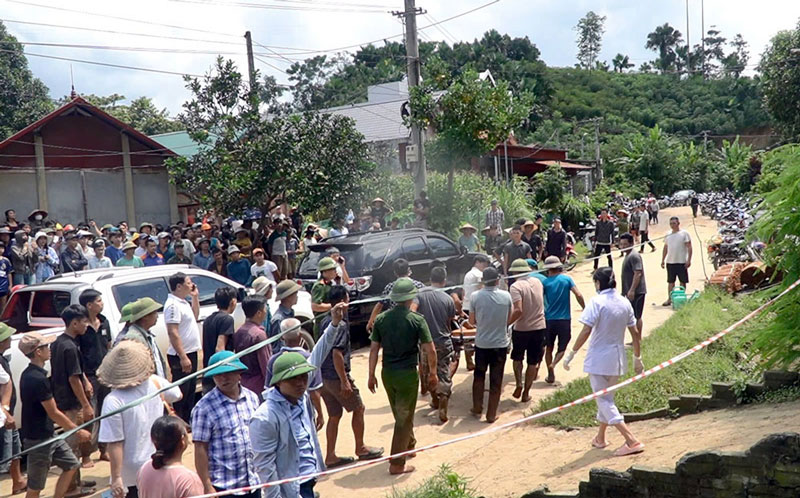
[149,130,217,158]
[321,98,410,143]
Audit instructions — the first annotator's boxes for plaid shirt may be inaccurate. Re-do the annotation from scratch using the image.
[485,208,505,230]
[191,386,261,491]
[380,278,425,309]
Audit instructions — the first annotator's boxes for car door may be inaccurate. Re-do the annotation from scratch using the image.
[29,288,74,329]
[426,235,469,285]
[401,236,432,284]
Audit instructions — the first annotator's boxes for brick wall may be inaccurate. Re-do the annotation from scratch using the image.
[523,432,800,498]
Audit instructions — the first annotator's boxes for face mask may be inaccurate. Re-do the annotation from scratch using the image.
[34,214,42,221]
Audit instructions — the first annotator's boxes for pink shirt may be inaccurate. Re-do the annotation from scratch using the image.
[509,276,546,331]
[136,461,204,498]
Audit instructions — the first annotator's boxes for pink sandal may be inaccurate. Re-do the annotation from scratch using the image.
[591,436,608,449]
[613,442,645,456]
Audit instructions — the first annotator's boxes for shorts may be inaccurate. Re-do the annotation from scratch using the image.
[546,319,572,352]
[320,374,364,418]
[0,428,22,471]
[629,294,645,319]
[24,438,81,491]
[510,329,546,365]
[666,263,689,284]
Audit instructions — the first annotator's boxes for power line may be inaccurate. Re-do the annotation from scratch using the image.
[166,0,388,13]
[424,13,458,45]
[253,55,289,75]
[4,0,242,39]
[0,48,204,77]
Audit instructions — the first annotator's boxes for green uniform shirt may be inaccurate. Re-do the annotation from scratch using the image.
[370,306,432,370]
[116,256,144,268]
[311,280,332,338]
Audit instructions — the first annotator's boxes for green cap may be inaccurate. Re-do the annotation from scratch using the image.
[509,258,533,274]
[119,301,135,323]
[389,277,418,303]
[125,297,163,323]
[0,322,16,342]
[100,223,114,231]
[269,351,316,386]
[318,257,337,272]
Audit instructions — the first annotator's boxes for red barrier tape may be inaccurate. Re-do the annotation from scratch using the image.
[191,278,800,498]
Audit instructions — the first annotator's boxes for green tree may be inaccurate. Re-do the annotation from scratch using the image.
[167,57,374,225]
[721,33,749,78]
[532,163,568,211]
[0,21,53,139]
[758,20,800,138]
[614,125,683,195]
[406,69,533,233]
[612,53,633,73]
[575,11,606,70]
[646,23,684,74]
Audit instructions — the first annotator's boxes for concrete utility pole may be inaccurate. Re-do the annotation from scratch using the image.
[701,0,706,80]
[685,0,690,75]
[394,0,427,196]
[244,31,257,93]
[594,118,603,182]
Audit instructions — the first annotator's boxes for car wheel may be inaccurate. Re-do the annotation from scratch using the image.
[299,329,316,352]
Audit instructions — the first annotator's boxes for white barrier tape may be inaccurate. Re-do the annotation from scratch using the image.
[1,223,671,464]
[189,276,800,498]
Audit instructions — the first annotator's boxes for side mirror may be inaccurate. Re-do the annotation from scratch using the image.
[460,245,468,256]
[237,287,247,302]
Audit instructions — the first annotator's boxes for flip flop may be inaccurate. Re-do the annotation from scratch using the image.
[12,486,27,495]
[614,442,645,456]
[591,437,608,449]
[357,447,384,460]
[326,456,356,468]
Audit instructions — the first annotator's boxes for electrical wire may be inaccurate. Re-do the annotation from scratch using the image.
[253,55,290,75]
[7,40,308,59]
[0,48,204,77]
[166,0,388,13]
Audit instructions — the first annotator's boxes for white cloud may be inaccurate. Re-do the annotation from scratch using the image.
[4,0,799,117]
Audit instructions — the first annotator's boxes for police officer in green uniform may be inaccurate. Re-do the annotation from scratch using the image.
[367,278,438,475]
[311,257,337,338]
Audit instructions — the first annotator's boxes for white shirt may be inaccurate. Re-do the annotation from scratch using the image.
[98,375,181,488]
[164,293,201,355]
[251,260,278,281]
[134,247,146,258]
[665,230,691,264]
[579,289,636,376]
[638,212,649,232]
[271,236,287,256]
[461,267,483,312]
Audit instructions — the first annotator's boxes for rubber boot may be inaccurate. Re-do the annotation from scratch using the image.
[438,395,449,423]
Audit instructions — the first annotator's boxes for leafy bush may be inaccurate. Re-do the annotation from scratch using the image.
[745,150,800,368]
[388,466,478,498]
[753,144,800,195]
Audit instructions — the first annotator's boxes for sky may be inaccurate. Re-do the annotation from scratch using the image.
[3,0,800,116]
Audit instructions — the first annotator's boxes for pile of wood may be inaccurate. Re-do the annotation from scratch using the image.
[708,261,782,293]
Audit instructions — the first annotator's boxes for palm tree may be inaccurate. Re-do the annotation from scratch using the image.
[612,53,634,73]
[646,23,683,74]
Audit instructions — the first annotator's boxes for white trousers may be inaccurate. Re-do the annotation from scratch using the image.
[589,374,624,425]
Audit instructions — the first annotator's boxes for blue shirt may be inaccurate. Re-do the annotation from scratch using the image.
[190,386,261,491]
[105,245,123,265]
[227,259,251,286]
[0,257,11,293]
[142,253,164,267]
[193,252,213,271]
[289,396,317,478]
[542,273,575,320]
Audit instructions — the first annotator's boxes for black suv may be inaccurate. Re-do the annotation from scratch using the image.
[297,228,480,327]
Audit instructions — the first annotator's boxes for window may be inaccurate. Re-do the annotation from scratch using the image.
[31,291,72,318]
[191,275,235,306]
[402,237,429,260]
[1,291,32,332]
[427,236,458,258]
[112,278,170,312]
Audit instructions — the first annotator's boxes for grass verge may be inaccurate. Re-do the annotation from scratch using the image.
[387,465,478,498]
[532,287,769,428]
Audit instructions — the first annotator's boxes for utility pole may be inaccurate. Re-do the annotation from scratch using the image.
[393,0,427,196]
[594,118,603,183]
[244,31,257,95]
[701,130,710,155]
[685,0,690,75]
[701,0,706,80]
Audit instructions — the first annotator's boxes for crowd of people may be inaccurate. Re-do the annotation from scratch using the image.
[0,195,699,498]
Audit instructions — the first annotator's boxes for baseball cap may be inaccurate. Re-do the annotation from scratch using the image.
[19,332,56,355]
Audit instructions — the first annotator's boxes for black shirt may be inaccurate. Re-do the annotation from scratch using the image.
[546,229,567,258]
[60,246,88,273]
[50,333,84,411]
[522,232,542,257]
[0,353,16,411]
[319,315,351,380]
[202,310,235,368]
[77,314,111,376]
[20,363,54,440]
[503,241,532,268]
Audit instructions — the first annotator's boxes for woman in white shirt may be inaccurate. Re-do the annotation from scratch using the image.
[563,267,645,457]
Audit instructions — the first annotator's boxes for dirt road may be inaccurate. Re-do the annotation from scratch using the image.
[11,206,735,498]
